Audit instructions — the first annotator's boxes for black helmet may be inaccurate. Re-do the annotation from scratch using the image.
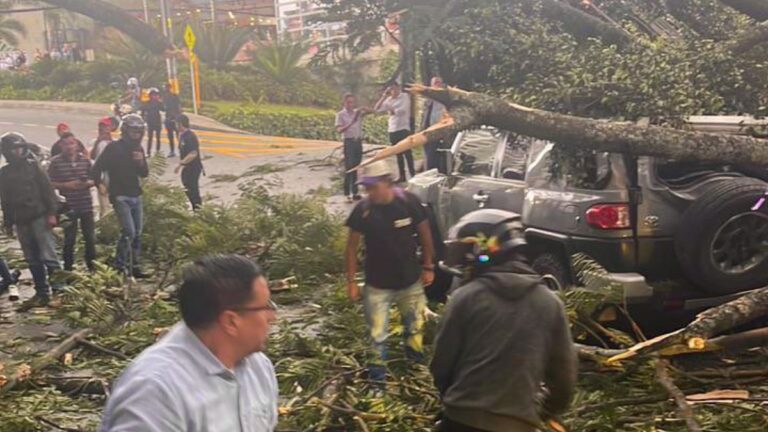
[443,209,527,270]
[1,132,28,160]
[120,114,146,142]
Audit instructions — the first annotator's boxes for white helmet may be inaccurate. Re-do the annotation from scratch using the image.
[127,77,138,87]
[357,159,394,187]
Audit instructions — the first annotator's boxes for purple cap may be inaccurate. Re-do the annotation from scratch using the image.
[357,174,391,187]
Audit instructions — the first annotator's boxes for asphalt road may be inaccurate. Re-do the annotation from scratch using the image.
[0,107,338,159]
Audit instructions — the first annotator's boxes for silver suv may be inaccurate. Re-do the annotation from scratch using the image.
[408,118,768,310]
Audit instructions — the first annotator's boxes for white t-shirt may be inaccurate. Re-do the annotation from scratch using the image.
[378,93,411,133]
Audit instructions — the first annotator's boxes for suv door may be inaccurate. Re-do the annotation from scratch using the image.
[443,128,527,229]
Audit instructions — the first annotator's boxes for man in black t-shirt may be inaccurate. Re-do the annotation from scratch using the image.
[345,159,435,384]
[174,115,203,210]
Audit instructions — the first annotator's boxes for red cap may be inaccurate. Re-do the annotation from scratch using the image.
[98,117,112,127]
[56,122,70,132]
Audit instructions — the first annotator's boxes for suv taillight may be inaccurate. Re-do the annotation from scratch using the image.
[586,204,630,230]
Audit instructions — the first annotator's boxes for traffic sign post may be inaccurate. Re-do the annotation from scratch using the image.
[184,25,199,115]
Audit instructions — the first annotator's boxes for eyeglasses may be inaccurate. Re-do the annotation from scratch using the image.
[231,299,278,314]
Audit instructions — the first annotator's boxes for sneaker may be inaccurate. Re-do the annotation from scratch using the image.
[168,151,176,158]
[7,285,19,301]
[17,294,50,312]
[346,195,354,203]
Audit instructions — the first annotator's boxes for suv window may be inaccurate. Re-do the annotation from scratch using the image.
[454,129,500,176]
[499,134,532,181]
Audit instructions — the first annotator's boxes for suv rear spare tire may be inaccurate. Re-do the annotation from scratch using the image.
[675,178,768,294]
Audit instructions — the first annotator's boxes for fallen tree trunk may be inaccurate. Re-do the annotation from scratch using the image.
[0,328,92,395]
[41,0,175,55]
[355,86,768,170]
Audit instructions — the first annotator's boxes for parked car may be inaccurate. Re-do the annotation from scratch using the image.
[408,117,768,311]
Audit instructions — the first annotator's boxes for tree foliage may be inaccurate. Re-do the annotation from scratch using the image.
[174,22,253,70]
[315,0,768,119]
[0,2,26,47]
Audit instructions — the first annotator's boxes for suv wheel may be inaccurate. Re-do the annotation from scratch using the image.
[675,178,768,294]
[532,252,572,290]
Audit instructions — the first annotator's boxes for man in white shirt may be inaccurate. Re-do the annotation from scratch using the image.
[374,82,415,183]
[101,255,279,431]
[335,94,365,201]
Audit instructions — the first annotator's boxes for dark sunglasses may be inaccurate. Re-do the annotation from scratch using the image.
[231,299,278,314]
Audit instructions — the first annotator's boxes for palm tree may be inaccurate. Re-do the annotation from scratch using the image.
[177,22,253,70]
[0,2,26,47]
[250,41,307,85]
[100,29,165,87]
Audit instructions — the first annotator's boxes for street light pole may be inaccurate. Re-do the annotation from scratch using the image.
[142,0,149,22]
[210,0,216,23]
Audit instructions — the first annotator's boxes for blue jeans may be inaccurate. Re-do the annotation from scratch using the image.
[16,216,61,296]
[363,281,427,381]
[113,196,143,272]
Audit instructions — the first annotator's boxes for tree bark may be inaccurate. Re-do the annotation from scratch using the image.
[40,0,174,55]
[540,0,633,46]
[355,86,768,170]
[683,287,768,341]
[606,287,768,362]
[719,0,768,21]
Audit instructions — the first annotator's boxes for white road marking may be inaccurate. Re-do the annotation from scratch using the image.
[22,123,39,127]
[0,121,13,125]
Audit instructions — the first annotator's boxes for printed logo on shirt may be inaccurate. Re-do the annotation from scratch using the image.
[393,217,412,228]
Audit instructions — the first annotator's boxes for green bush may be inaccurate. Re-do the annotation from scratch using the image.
[187,67,340,108]
[212,103,389,144]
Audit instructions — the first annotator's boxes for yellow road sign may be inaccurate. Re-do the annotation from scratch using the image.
[184,25,196,51]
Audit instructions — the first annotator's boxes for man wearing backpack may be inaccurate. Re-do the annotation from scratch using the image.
[345,159,435,386]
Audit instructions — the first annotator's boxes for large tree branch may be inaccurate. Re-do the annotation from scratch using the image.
[607,287,768,362]
[355,86,768,170]
[541,0,633,46]
[719,0,768,21]
[40,0,174,55]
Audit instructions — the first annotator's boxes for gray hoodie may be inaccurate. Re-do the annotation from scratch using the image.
[430,260,577,432]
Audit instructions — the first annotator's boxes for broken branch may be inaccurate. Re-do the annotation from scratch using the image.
[0,328,92,395]
[655,359,702,432]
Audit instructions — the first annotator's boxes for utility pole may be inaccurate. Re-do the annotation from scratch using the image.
[210,0,216,23]
[142,0,150,22]
[159,0,178,94]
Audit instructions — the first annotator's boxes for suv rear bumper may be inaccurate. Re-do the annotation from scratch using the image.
[526,228,655,304]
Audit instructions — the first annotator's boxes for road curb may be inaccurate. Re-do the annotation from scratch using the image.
[0,100,247,135]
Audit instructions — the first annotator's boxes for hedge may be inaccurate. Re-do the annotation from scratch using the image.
[213,104,390,145]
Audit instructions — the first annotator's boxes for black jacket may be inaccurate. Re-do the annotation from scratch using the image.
[163,92,181,120]
[141,99,164,128]
[430,260,577,432]
[0,157,58,227]
[91,138,149,199]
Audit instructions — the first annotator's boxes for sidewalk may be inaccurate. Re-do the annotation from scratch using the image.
[0,100,246,134]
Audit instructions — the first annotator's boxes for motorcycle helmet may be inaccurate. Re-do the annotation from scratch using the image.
[148,87,160,95]
[1,132,29,161]
[443,209,527,271]
[127,77,138,87]
[120,114,146,143]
